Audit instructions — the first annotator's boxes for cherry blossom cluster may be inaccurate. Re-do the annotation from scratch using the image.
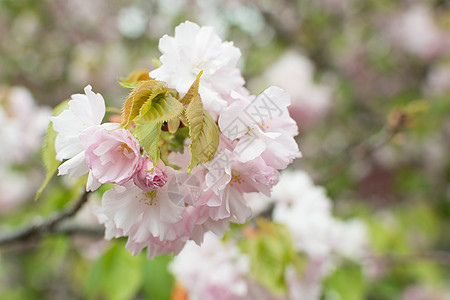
[50,21,300,258]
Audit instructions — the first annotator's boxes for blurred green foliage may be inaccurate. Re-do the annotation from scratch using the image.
[0,0,449,299]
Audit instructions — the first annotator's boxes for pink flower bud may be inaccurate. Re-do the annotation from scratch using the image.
[133,159,168,191]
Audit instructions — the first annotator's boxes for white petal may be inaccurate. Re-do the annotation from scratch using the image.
[234,136,266,163]
[58,151,89,177]
[86,170,102,192]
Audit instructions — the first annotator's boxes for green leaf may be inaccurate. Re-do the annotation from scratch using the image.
[120,80,167,128]
[246,237,287,294]
[118,80,141,89]
[181,71,203,105]
[135,122,162,163]
[142,255,175,300]
[138,94,184,124]
[161,126,190,154]
[35,100,69,200]
[323,261,366,300]
[159,127,189,168]
[85,242,143,300]
[240,220,305,295]
[119,69,151,89]
[184,95,219,173]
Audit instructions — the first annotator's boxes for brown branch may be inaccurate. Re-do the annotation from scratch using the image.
[0,191,91,246]
[56,224,104,237]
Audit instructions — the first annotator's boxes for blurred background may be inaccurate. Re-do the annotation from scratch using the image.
[0,0,449,299]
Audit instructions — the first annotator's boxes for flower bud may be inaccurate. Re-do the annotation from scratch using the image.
[133,159,167,191]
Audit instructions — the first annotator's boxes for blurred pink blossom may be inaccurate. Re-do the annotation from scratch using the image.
[170,233,258,300]
[388,5,447,60]
[263,51,332,130]
[0,86,50,212]
[424,64,450,95]
[0,86,50,164]
[272,170,368,259]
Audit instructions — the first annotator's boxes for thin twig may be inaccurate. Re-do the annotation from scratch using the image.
[0,191,90,246]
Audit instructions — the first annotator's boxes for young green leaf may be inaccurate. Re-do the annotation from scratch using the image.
[120,80,167,128]
[134,122,162,163]
[120,69,151,83]
[181,71,203,105]
[118,69,152,89]
[184,94,219,173]
[167,117,181,134]
[137,94,184,124]
[35,100,70,200]
[118,81,142,89]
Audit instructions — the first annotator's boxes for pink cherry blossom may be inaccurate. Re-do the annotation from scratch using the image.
[100,180,185,243]
[219,87,301,169]
[126,234,189,260]
[80,124,142,185]
[123,205,222,259]
[189,206,231,244]
[150,21,245,117]
[200,150,281,223]
[50,85,105,178]
[98,185,222,259]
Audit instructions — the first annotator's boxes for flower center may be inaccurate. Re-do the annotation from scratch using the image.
[229,170,244,186]
[139,190,158,206]
[118,143,132,156]
[192,60,207,74]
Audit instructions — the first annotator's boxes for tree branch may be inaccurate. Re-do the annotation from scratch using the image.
[0,191,91,246]
[56,224,104,237]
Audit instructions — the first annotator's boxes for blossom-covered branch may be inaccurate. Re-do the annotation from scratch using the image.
[38,21,300,259]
